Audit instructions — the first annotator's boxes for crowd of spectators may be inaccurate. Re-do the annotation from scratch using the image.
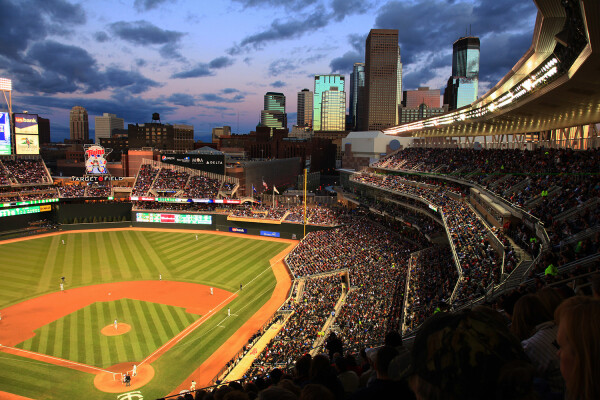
[58,185,87,198]
[373,147,600,231]
[1,159,51,184]
[247,275,343,377]
[87,183,112,198]
[352,172,509,304]
[403,247,457,332]
[132,164,160,196]
[153,168,190,192]
[182,176,221,198]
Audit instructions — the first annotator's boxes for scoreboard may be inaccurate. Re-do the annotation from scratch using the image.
[136,213,212,225]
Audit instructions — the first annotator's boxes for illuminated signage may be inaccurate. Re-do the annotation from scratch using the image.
[0,112,11,155]
[260,230,280,238]
[0,205,52,218]
[15,134,39,155]
[14,113,38,135]
[1,198,58,209]
[229,227,247,233]
[136,213,212,225]
[84,144,111,174]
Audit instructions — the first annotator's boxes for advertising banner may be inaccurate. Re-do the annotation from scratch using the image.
[161,153,225,175]
[14,113,38,135]
[229,227,247,234]
[260,230,280,238]
[136,212,212,225]
[15,134,40,155]
[0,112,11,155]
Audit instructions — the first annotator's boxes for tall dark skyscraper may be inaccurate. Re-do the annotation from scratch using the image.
[349,62,365,130]
[363,29,402,131]
[297,89,313,129]
[70,106,89,142]
[444,36,480,110]
[260,92,287,129]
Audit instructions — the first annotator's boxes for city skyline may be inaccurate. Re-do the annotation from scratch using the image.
[0,0,537,141]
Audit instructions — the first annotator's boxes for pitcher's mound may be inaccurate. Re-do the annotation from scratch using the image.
[94,362,155,393]
[101,323,131,336]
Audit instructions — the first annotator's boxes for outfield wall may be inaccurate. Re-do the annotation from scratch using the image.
[132,212,330,239]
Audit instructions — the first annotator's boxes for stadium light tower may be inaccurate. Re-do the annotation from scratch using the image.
[0,78,11,116]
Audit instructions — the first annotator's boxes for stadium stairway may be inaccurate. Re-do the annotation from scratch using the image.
[222,312,294,382]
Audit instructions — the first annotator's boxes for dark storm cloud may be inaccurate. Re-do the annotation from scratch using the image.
[329,51,362,74]
[198,104,232,111]
[209,56,235,69]
[18,93,177,124]
[271,80,286,88]
[329,33,366,74]
[159,42,185,61]
[167,93,197,107]
[231,0,318,11]
[109,20,184,46]
[2,40,160,95]
[229,6,329,53]
[0,0,85,59]
[171,56,235,79]
[200,93,245,103]
[171,64,213,79]
[31,0,86,25]
[228,0,374,54]
[373,0,536,88]
[331,0,371,21]
[94,31,110,42]
[479,31,532,84]
[375,0,536,65]
[104,67,161,94]
[134,0,172,11]
[268,59,298,77]
[26,41,104,93]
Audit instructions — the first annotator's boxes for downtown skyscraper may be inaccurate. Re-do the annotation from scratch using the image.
[260,92,287,130]
[70,106,89,142]
[349,62,365,129]
[297,89,313,129]
[313,75,345,131]
[362,29,402,131]
[444,36,480,110]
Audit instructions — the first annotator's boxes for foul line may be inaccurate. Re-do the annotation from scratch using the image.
[0,345,112,374]
[138,262,278,367]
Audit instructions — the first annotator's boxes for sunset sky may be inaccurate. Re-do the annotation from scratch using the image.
[0,0,538,142]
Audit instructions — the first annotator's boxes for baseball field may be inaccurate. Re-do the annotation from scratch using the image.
[0,228,295,400]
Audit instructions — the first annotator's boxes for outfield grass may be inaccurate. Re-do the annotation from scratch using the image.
[0,230,289,400]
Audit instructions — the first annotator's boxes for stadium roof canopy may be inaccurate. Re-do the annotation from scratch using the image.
[187,146,223,155]
[384,0,600,138]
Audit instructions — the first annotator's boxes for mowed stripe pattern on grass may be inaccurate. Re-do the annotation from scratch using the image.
[15,298,198,368]
[0,230,286,307]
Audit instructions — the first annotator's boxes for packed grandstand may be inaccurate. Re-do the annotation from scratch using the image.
[0,146,598,400]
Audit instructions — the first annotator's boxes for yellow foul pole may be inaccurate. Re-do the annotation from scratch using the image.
[303,168,307,238]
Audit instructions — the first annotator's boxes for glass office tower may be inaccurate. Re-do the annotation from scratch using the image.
[349,63,365,129]
[445,36,480,110]
[313,75,345,131]
[260,92,287,129]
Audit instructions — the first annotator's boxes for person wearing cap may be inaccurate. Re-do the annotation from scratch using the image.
[406,308,538,400]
